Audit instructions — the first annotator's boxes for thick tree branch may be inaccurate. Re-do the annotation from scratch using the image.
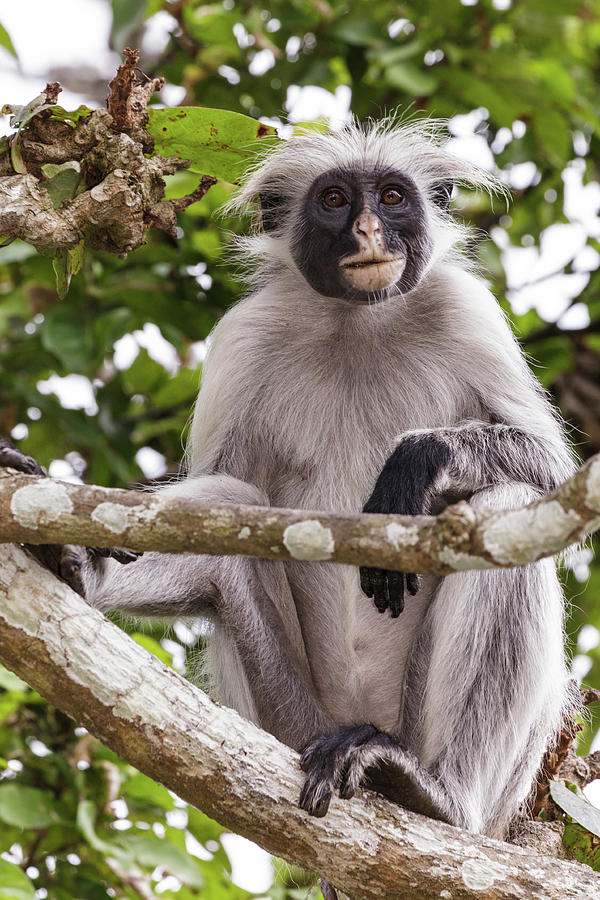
[0,542,598,899]
[0,451,599,574]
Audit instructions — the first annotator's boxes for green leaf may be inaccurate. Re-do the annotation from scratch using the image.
[0,859,36,900]
[126,836,204,887]
[0,23,16,57]
[10,138,25,174]
[111,0,148,51]
[52,251,72,300]
[42,161,82,208]
[48,104,92,126]
[333,17,384,46]
[0,665,28,692]
[2,94,53,130]
[130,634,173,667]
[563,820,600,870]
[0,783,59,828]
[40,305,95,369]
[77,799,131,862]
[151,368,201,409]
[146,107,278,184]
[122,771,174,811]
[385,63,438,96]
[550,780,600,838]
[186,807,226,845]
[68,240,85,276]
[532,108,570,166]
[122,348,167,395]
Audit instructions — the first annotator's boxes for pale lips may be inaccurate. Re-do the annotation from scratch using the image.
[340,254,406,292]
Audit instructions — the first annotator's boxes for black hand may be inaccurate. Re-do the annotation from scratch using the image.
[360,436,449,615]
[359,566,420,617]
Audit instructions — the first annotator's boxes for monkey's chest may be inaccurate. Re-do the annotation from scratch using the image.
[255,353,460,512]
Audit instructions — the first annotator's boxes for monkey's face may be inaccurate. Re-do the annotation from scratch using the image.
[292,167,433,302]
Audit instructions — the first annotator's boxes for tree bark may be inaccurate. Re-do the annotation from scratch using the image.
[1,451,599,575]
[0,542,598,899]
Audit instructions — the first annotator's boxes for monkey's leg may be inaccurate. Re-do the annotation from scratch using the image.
[85,474,335,751]
[302,483,570,833]
[395,482,570,835]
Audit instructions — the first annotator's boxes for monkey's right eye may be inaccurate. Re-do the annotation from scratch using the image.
[322,189,347,209]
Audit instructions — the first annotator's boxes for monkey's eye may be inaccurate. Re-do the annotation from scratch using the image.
[322,189,348,209]
[381,187,404,206]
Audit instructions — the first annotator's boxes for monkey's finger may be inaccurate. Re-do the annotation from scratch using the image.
[90,547,142,564]
[110,549,143,564]
[370,569,390,613]
[387,571,405,618]
[59,545,86,596]
[299,775,333,818]
[359,566,374,598]
[406,573,421,596]
[339,752,365,800]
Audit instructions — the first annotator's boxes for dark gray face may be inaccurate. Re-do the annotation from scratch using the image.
[263,167,438,302]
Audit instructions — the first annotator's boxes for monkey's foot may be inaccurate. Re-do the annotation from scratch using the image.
[0,438,141,594]
[299,723,378,817]
[300,726,455,825]
[339,732,455,825]
[359,566,421,617]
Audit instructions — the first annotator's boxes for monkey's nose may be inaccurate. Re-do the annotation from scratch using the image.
[353,213,381,239]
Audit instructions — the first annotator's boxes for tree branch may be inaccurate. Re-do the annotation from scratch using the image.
[0,64,216,256]
[0,542,598,899]
[0,451,599,574]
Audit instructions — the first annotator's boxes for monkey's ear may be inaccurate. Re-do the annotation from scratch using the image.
[431,182,454,212]
[259,193,283,232]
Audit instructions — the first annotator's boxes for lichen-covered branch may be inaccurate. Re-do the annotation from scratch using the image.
[0,451,599,575]
[0,542,598,900]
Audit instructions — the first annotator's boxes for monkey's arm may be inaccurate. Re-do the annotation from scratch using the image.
[360,422,570,616]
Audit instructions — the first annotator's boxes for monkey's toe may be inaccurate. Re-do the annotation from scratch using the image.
[337,733,456,825]
[299,774,334,817]
[299,724,379,817]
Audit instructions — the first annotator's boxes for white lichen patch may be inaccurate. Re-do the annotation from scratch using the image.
[283,520,334,560]
[238,526,251,540]
[461,857,510,890]
[438,547,494,571]
[405,822,445,854]
[386,522,419,549]
[585,456,600,512]
[91,502,130,534]
[482,501,581,565]
[11,481,73,528]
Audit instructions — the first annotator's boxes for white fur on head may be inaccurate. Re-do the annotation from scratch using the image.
[226,116,506,284]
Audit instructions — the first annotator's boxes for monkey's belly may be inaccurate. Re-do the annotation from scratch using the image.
[285,562,433,732]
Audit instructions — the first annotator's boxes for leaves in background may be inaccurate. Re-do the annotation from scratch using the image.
[147,107,278,183]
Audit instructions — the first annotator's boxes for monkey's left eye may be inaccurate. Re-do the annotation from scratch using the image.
[381,187,404,206]
[322,189,348,209]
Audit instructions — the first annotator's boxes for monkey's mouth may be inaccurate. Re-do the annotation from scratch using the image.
[340,255,406,292]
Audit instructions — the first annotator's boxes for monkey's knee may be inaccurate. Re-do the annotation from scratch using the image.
[162,473,269,507]
[468,481,540,511]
